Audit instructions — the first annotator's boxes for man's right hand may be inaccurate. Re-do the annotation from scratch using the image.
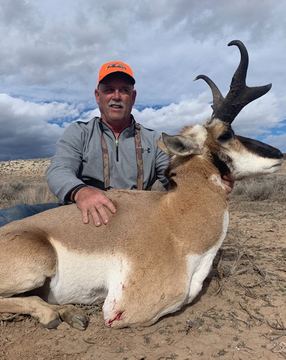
[72,186,116,226]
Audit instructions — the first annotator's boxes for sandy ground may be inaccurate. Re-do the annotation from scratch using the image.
[0,159,285,360]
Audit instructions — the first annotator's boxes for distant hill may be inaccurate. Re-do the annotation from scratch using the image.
[0,158,50,177]
[0,154,285,177]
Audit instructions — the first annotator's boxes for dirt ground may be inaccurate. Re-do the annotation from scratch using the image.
[0,160,285,360]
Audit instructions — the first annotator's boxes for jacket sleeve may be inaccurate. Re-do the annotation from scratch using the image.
[46,122,86,202]
[155,134,170,190]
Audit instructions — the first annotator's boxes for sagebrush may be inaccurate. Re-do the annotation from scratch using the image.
[232,174,286,201]
[0,178,58,209]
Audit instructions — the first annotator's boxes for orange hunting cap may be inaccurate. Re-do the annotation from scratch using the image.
[97,61,135,87]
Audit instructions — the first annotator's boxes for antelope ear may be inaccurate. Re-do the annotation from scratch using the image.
[158,133,202,156]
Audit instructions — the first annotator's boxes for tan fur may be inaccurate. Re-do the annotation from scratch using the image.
[0,228,56,296]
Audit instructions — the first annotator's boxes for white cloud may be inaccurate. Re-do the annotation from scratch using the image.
[134,92,211,134]
[0,89,283,161]
[0,94,79,160]
[263,133,286,153]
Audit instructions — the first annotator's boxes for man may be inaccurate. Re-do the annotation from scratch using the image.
[0,61,170,227]
[46,61,170,226]
[0,61,233,227]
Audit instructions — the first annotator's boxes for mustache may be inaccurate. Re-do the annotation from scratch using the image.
[108,100,124,108]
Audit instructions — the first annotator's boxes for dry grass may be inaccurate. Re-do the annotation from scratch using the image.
[232,173,286,201]
[0,178,58,209]
[0,158,58,209]
[0,179,57,209]
[1,162,285,210]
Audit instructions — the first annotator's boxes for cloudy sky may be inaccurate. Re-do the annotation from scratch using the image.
[0,0,285,161]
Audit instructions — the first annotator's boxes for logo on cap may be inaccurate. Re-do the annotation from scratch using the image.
[107,63,127,70]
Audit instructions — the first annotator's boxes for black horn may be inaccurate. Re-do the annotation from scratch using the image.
[194,40,272,124]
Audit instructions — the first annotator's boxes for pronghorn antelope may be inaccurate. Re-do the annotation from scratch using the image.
[0,40,283,330]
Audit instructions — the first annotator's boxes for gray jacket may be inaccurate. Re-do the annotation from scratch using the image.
[46,117,169,202]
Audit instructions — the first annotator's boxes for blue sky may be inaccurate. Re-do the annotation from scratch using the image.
[0,0,285,161]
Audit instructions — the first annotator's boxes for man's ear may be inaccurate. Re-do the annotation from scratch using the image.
[132,89,137,106]
[94,88,99,104]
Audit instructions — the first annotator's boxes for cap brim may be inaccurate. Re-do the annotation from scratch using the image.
[99,72,135,86]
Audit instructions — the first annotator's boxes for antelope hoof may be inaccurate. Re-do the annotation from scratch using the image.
[43,318,62,329]
[60,308,88,331]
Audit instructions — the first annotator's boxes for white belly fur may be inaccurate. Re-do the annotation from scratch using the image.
[48,240,130,305]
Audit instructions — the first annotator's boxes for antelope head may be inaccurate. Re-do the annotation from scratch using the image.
[159,40,283,181]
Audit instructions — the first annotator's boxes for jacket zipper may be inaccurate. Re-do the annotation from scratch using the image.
[115,139,119,162]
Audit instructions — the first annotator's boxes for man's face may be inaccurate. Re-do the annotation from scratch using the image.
[95,74,136,127]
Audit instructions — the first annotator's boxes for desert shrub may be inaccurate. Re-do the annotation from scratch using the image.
[18,184,58,205]
[274,175,286,193]
[231,183,245,196]
[232,174,286,201]
[0,179,58,209]
[243,181,272,201]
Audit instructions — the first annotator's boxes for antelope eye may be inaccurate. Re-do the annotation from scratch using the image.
[218,131,233,142]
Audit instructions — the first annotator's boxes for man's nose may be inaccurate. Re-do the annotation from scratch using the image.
[112,89,121,99]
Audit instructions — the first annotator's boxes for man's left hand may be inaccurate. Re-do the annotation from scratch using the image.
[222,175,234,198]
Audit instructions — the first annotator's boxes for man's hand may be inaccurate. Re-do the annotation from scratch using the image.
[73,186,116,226]
[222,175,234,198]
